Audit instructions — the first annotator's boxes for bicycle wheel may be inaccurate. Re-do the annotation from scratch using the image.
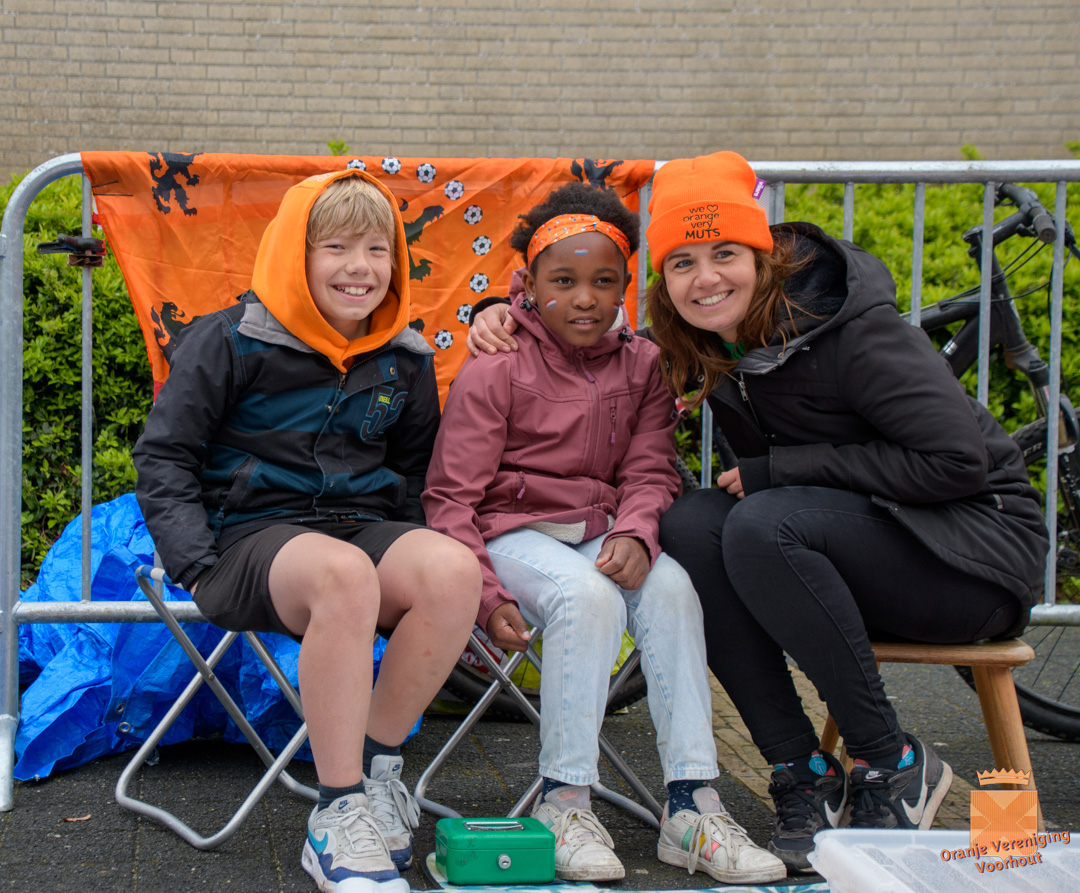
[954,414,1080,741]
[1011,412,1080,601]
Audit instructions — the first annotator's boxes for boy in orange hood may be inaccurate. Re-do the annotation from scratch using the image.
[134,169,481,893]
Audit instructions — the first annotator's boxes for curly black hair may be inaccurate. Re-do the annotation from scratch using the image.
[508,182,640,270]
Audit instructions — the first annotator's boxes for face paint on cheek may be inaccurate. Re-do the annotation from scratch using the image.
[545,299,558,310]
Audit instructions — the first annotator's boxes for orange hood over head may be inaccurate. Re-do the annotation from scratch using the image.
[251,168,411,370]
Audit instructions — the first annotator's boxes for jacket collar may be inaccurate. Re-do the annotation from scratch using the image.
[733,221,897,376]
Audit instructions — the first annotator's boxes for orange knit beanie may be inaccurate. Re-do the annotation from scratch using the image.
[646,151,773,273]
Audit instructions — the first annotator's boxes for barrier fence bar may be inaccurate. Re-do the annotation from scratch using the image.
[978,182,996,407]
[910,182,926,327]
[1045,182,1069,607]
[81,175,93,602]
[2,157,1080,814]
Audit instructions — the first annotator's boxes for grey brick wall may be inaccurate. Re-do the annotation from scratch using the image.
[1,0,1077,178]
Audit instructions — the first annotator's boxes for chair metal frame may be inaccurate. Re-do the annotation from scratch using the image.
[414,628,664,830]
[114,565,316,849]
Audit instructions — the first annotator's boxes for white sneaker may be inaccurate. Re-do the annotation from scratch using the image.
[364,754,420,870]
[657,786,787,884]
[301,793,409,893]
[533,787,625,882]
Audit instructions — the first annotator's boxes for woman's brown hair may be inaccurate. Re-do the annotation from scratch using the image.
[647,232,804,409]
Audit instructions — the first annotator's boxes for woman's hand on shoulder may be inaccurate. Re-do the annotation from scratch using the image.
[596,536,650,590]
[466,303,519,356]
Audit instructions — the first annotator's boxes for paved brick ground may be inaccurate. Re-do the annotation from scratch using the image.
[1,661,1076,892]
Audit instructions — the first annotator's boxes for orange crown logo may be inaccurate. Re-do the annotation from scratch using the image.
[976,768,1031,786]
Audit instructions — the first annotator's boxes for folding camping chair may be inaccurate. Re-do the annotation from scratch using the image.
[414,628,664,829]
[114,565,317,849]
[82,149,660,845]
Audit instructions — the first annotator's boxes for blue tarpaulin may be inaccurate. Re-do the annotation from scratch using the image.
[15,493,416,780]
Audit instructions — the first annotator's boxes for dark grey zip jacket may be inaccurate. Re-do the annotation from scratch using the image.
[706,222,1048,607]
[133,293,439,589]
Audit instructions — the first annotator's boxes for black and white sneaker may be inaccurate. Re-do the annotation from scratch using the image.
[766,750,848,873]
[848,734,953,830]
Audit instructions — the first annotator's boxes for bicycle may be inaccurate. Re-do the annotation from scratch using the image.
[911,182,1080,741]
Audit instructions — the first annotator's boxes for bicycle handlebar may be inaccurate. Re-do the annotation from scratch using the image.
[998,183,1057,244]
[961,183,1076,255]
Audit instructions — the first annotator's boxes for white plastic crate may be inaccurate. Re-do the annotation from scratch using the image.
[808,828,1078,892]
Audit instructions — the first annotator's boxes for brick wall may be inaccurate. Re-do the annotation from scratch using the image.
[1,0,1077,178]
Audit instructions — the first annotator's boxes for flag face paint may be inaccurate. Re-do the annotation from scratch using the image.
[83,152,654,403]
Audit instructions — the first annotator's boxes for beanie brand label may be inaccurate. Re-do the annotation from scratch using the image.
[753,179,767,199]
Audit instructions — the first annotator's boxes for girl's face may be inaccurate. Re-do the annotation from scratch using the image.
[661,241,757,342]
[523,231,628,347]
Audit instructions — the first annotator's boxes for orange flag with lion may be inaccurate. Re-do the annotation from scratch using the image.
[81,152,656,402]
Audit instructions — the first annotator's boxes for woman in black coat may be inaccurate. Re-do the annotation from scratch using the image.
[645,151,1047,873]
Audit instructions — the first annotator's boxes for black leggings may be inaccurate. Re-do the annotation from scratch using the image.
[659,486,1024,764]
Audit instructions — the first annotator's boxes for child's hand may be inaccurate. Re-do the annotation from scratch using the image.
[466,303,519,356]
[486,602,532,652]
[595,536,649,590]
[715,466,745,499]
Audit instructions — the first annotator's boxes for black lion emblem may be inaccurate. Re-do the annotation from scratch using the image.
[571,159,624,191]
[151,301,202,362]
[399,200,445,281]
[148,152,202,216]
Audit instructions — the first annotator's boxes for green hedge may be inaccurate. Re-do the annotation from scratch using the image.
[2,173,152,586]
[3,162,1078,585]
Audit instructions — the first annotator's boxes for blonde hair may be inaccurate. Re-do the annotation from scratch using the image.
[306,176,398,268]
[647,233,806,410]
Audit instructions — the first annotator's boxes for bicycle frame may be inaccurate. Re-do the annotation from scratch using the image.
[915,232,1080,448]
[913,189,1080,594]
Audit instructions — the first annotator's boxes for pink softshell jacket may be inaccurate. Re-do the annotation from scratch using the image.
[423,271,683,631]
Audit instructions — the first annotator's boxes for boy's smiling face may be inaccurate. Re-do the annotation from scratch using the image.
[305,228,392,340]
[523,231,628,348]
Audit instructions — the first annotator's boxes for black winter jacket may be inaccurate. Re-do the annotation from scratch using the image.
[707,223,1048,607]
[133,293,440,589]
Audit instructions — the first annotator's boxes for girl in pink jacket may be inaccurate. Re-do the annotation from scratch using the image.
[422,184,784,885]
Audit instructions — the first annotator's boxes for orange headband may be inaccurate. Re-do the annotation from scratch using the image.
[526,214,632,267]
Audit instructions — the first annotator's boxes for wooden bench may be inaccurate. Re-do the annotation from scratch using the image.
[819,639,1038,797]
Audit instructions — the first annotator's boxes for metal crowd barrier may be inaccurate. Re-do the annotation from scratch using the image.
[3,154,1080,812]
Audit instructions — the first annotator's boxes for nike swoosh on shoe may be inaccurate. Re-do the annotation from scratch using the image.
[901,780,929,825]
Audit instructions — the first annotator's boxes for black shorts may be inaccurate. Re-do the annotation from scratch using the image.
[191,519,425,641]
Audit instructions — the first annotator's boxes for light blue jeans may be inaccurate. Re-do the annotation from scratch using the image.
[486,528,719,786]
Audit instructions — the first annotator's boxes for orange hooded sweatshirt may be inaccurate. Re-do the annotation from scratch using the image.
[250,168,412,371]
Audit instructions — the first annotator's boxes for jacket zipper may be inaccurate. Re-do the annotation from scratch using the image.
[576,350,601,474]
[731,371,763,430]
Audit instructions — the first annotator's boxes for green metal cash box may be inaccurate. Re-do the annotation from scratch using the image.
[435,817,556,885]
